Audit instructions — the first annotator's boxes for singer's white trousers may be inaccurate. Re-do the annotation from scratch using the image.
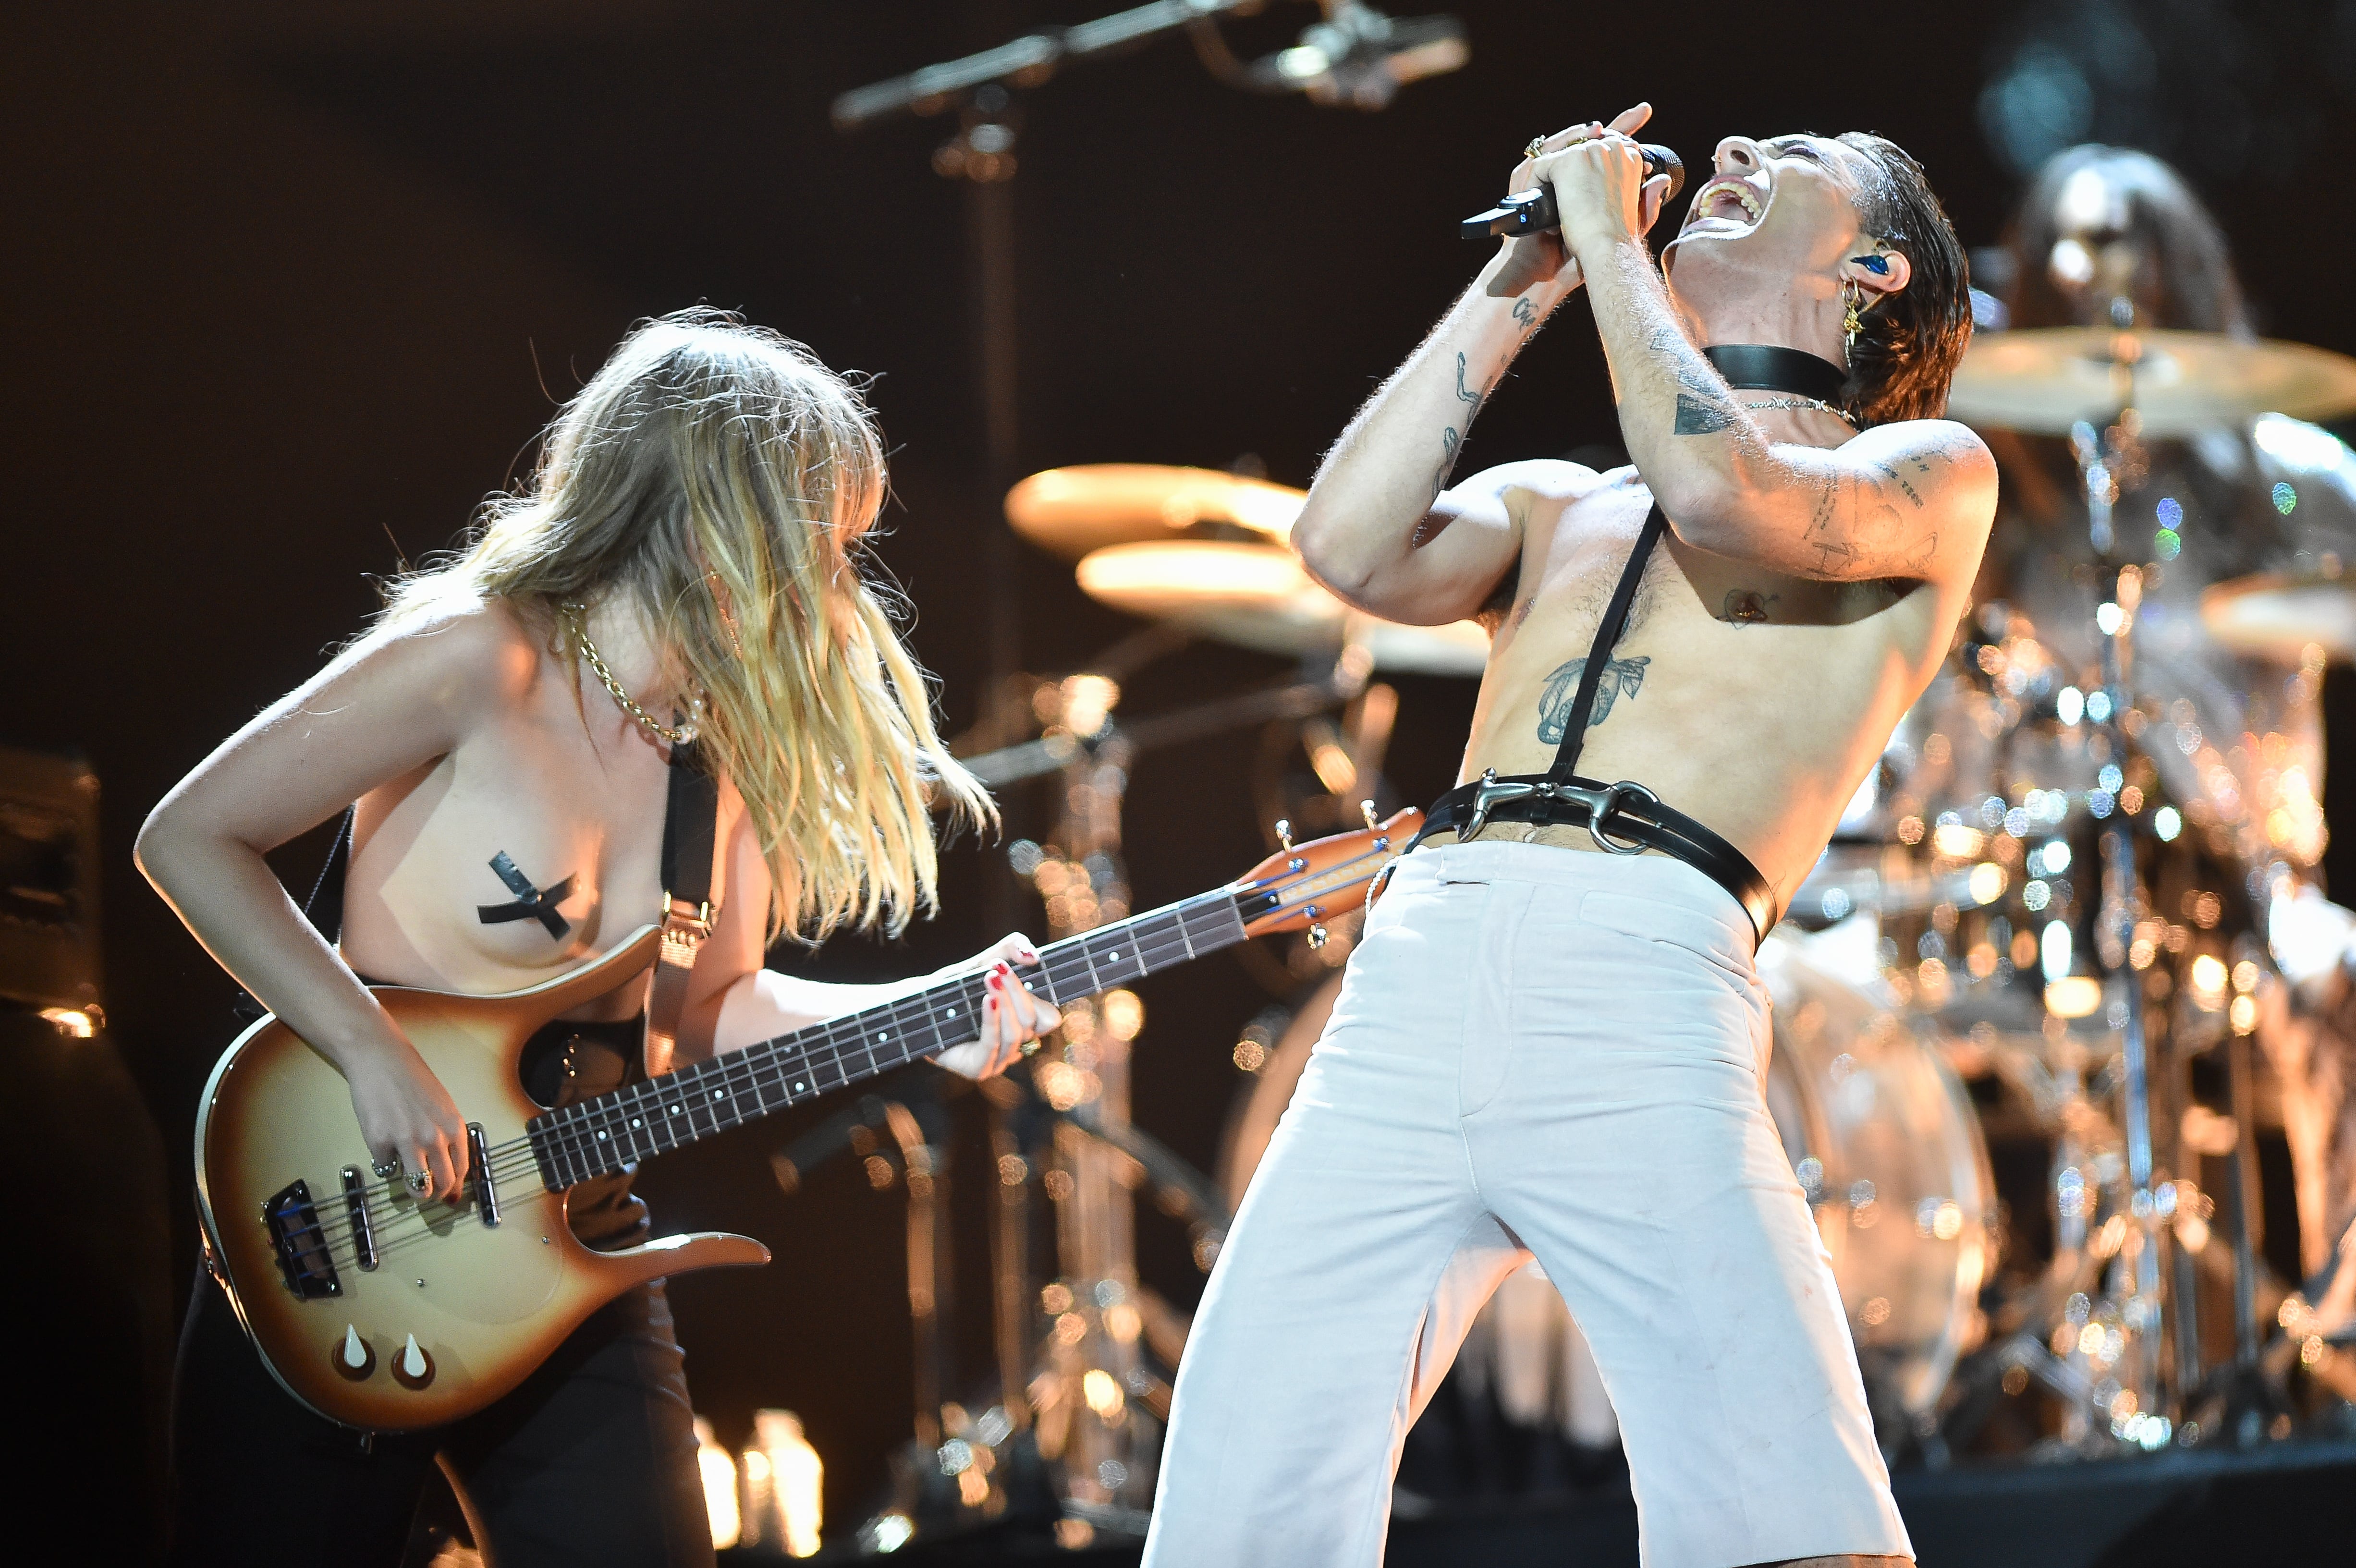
[1141,840,1912,1568]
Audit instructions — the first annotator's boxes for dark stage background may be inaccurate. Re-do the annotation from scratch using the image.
[12,1,2356,1555]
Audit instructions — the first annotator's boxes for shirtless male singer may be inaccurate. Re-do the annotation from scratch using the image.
[1142,104,1993,1568]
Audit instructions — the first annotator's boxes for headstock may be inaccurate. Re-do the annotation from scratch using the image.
[1234,803,1422,941]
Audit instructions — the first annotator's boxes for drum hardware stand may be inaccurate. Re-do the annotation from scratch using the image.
[831,0,1300,912]
[2043,331,2188,1440]
[770,1091,1033,1531]
[1991,315,2283,1447]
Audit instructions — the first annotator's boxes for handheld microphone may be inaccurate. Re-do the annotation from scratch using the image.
[1462,145,1686,241]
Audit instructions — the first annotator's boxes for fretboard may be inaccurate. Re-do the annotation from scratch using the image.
[526,886,1253,1189]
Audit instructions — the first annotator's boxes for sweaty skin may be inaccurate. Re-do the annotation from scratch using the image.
[1293,107,1996,925]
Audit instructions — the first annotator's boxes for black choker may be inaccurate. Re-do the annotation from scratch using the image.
[1702,344,1849,403]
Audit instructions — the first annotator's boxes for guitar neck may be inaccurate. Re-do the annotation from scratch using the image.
[527,884,1265,1189]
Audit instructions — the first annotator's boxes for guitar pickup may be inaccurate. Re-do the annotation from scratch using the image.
[339,1166,378,1271]
[467,1123,500,1228]
[262,1180,341,1299]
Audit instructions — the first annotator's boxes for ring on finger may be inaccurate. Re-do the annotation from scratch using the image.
[1021,1037,1042,1057]
[373,1156,401,1179]
[407,1170,432,1194]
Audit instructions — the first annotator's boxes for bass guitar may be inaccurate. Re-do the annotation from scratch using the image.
[196,808,1418,1431]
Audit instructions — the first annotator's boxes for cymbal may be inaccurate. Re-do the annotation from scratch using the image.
[2200,569,2356,663]
[1946,328,2356,436]
[1005,464,1304,560]
[1074,540,1490,677]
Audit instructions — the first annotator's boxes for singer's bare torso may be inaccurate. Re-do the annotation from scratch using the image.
[1439,458,1964,918]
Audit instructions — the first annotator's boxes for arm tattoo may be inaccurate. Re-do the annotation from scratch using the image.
[1512,296,1539,328]
[1431,351,1487,496]
[1674,393,1734,435]
[1536,655,1649,742]
[1431,425,1462,495]
[1720,589,1777,627]
[1671,365,1736,436]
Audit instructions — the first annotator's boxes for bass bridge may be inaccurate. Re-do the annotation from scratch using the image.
[263,1179,341,1300]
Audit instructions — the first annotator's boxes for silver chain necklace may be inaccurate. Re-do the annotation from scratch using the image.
[1739,396,1858,429]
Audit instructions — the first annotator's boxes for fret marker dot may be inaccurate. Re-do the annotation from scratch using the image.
[794,1082,806,1092]
[632,1118,642,1128]
[597,1131,609,1141]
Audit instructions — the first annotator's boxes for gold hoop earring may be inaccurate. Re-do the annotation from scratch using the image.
[1841,278,1866,352]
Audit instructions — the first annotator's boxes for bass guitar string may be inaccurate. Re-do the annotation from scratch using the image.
[274,894,1254,1260]
[248,857,1386,1263]
[272,869,1357,1261]
[525,888,1254,1183]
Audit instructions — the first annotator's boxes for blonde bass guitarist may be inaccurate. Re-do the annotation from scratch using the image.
[136,313,1069,1568]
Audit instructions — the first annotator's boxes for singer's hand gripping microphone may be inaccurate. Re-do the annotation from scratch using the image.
[1462,144,1686,242]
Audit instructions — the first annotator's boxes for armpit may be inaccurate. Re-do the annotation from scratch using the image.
[1473,555,1523,634]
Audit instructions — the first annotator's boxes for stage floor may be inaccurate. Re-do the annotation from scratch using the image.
[733,1434,2356,1565]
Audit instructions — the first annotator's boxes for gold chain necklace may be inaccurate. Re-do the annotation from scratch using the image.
[561,604,702,746]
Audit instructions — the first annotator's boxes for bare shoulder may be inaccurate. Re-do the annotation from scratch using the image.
[1845,418,1998,500]
[323,595,547,713]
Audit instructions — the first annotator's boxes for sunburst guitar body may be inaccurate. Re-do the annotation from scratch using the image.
[196,809,1417,1431]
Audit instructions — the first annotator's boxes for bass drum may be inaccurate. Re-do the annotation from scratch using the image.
[1219,942,1997,1437]
[1756,933,1998,1428]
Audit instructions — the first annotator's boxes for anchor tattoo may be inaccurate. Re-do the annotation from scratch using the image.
[476,851,576,939]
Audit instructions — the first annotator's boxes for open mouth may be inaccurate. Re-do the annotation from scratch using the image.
[1685,174,1768,231]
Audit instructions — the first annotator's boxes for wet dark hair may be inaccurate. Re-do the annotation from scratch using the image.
[1824,133,1975,427]
[2002,144,2251,336]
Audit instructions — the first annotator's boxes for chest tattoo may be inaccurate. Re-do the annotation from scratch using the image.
[476,851,576,939]
[1720,589,1778,627]
[1536,655,1649,743]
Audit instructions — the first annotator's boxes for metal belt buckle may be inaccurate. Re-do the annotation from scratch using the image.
[1460,769,1546,841]
[1587,781,1658,855]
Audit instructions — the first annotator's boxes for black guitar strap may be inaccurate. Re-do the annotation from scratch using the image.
[1548,504,1669,783]
[301,808,355,943]
[643,737,721,1077]
[251,741,724,1062]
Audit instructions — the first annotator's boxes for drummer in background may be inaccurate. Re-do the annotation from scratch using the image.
[1986,144,2356,1341]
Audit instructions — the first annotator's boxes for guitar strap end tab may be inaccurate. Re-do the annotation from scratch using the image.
[642,896,714,1080]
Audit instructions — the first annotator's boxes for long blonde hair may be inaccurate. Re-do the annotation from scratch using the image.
[381,308,992,940]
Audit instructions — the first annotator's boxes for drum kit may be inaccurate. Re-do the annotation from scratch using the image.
[813,318,2356,1546]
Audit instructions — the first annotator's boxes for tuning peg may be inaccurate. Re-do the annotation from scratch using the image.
[1306,924,1329,950]
[1274,819,1294,852]
[1360,800,1378,829]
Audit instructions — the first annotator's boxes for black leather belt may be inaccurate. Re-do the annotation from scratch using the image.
[1405,769,1776,941]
